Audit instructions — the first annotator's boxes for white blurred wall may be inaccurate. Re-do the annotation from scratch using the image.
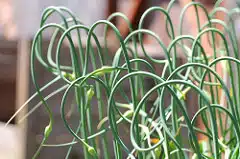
[13,0,107,38]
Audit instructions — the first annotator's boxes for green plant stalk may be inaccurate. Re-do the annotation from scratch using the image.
[13,2,240,158]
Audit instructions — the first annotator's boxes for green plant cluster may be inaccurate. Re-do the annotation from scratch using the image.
[6,0,240,158]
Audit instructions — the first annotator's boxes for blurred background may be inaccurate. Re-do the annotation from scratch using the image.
[0,0,237,158]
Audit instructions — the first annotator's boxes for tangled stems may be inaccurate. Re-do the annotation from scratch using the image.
[10,1,240,159]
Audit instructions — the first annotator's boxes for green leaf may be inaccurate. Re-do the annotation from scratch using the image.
[87,146,97,157]
[94,66,116,76]
[87,87,95,102]
[154,147,161,158]
[44,124,52,139]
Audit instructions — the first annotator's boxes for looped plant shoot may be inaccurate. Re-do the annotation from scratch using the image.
[6,0,240,158]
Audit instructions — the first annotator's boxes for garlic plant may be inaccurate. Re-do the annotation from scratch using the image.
[6,0,240,158]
